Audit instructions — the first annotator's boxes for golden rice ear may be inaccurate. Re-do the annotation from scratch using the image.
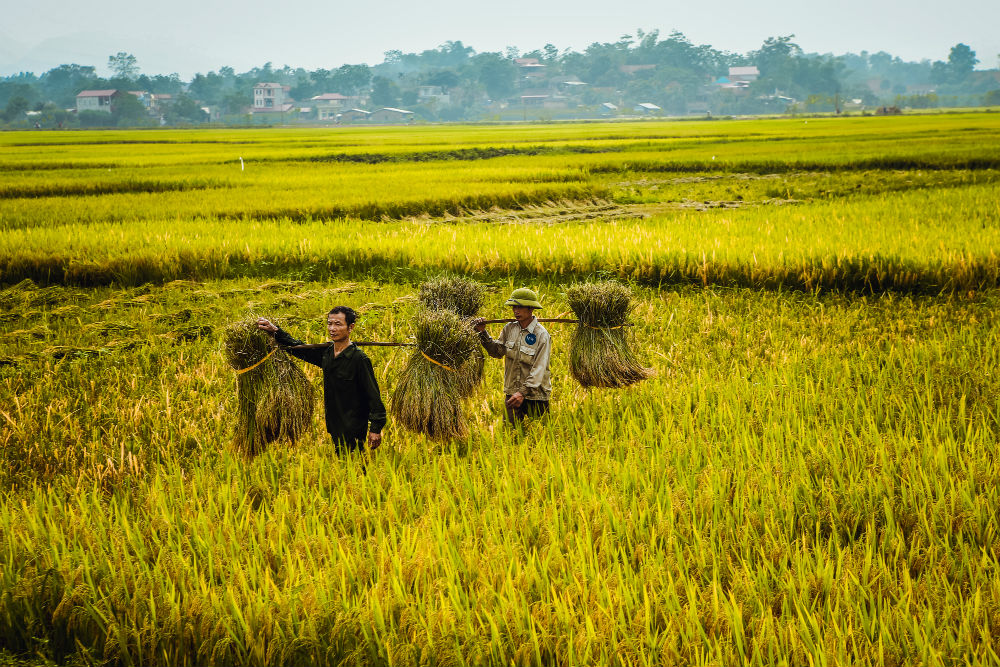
[418,275,486,319]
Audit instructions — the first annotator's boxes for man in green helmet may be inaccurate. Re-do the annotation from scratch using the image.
[472,287,552,425]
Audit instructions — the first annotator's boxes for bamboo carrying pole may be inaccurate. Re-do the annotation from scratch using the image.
[479,318,633,326]
[480,318,581,325]
[282,319,634,350]
[283,341,415,350]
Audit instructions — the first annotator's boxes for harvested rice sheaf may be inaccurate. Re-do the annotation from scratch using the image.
[418,276,485,318]
[391,309,478,440]
[419,275,487,396]
[567,281,652,388]
[224,319,314,456]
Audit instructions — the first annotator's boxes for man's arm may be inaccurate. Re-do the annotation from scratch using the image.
[359,355,387,447]
[472,318,506,358]
[257,318,324,367]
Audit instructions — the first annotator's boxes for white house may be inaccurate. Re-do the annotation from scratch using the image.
[76,89,120,113]
[729,66,760,83]
[311,93,351,120]
[253,82,293,111]
[369,107,414,123]
[337,108,372,124]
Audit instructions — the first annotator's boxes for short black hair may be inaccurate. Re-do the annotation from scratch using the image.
[327,306,357,326]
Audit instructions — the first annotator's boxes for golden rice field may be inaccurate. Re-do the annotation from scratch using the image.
[1,114,999,665]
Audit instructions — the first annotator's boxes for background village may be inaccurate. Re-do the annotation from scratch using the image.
[2,33,999,127]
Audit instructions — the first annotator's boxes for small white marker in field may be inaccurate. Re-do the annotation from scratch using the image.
[712,156,715,160]
[239,157,244,171]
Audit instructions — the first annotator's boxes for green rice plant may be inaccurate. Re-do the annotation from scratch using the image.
[390,309,478,440]
[419,275,487,395]
[566,281,652,387]
[222,319,314,456]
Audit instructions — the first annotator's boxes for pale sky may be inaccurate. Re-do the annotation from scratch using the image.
[3,0,998,78]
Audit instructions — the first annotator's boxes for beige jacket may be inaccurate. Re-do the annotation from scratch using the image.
[479,317,552,400]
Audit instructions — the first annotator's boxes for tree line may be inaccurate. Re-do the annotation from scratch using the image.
[1,32,997,127]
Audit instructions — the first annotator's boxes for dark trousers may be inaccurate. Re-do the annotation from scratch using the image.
[331,434,366,454]
[504,396,550,425]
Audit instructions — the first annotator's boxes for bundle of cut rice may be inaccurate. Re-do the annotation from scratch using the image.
[223,319,314,456]
[419,276,486,396]
[390,309,478,440]
[566,281,652,388]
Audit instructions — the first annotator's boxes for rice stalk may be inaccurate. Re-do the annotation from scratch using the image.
[223,319,314,457]
[566,281,652,388]
[418,276,485,318]
[390,309,478,440]
[419,275,486,396]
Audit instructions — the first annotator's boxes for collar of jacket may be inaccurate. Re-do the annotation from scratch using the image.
[328,341,357,357]
[519,317,539,334]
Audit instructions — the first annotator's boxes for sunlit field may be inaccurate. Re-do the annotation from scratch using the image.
[2,114,999,665]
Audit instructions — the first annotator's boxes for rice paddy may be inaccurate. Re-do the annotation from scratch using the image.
[1,113,999,665]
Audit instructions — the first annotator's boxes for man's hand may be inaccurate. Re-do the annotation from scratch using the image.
[505,392,525,408]
[257,317,278,334]
[367,432,382,449]
[471,317,486,333]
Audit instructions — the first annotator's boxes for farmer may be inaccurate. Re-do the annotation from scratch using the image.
[256,306,386,453]
[472,288,552,425]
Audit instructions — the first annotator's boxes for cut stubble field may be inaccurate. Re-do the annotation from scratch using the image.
[1,113,999,666]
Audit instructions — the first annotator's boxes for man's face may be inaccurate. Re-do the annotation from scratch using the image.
[327,312,353,341]
[511,305,534,322]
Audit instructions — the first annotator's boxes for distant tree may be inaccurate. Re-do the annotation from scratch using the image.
[330,64,372,96]
[289,72,315,100]
[423,69,460,91]
[400,90,418,106]
[471,52,516,100]
[371,76,400,106]
[108,52,139,80]
[147,73,183,95]
[78,109,116,127]
[221,90,251,114]
[39,64,98,107]
[0,81,38,110]
[112,92,150,126]
[930,60,951,85]
[32,102,71,128]
[165,93,208,124]
[753,35,802,89]
[947,43,978,80]
[438,41,474,67]
[1,96,29,122]
[189,71,228,105]
[984,90,1000,106]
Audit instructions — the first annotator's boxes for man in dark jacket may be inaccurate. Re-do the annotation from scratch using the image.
[257,306,386,452]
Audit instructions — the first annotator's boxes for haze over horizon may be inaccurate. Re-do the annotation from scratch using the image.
[4,0,999,79]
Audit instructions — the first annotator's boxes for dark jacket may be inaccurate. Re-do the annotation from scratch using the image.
[273,328,387,443]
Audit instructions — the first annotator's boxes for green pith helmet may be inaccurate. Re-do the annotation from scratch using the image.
[504,288,543,309]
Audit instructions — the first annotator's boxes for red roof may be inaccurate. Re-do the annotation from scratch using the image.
[77,89,118,97]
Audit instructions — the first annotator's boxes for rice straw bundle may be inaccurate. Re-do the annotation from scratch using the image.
[390,309,478,440]
[566,281,652,388]
[419,276,486,396]
[418,276,485,318]
[223,319,314,456]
